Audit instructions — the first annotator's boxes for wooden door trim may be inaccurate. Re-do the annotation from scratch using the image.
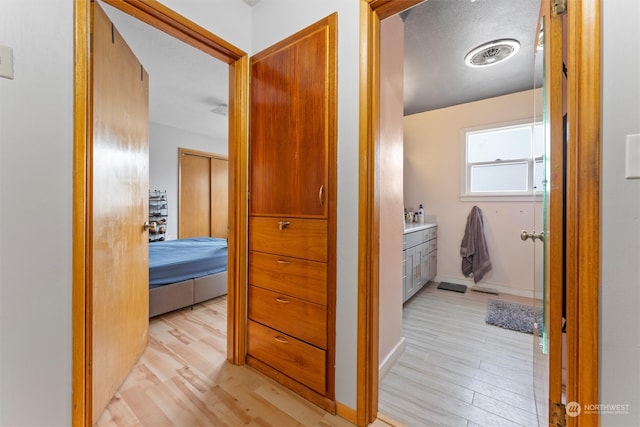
[541,0,566,411]
[357,1,422,425]
[566,0,601,425]
[358,1,601,426]
[72,1,249,425]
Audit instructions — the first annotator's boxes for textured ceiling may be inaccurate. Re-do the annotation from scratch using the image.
[100,0,543,138]
[402,0,543,116]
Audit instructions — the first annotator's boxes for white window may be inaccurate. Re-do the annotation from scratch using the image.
[464,122,544,197]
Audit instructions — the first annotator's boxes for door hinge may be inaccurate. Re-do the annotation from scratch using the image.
[550,401,567,427]
[553,0,567,16]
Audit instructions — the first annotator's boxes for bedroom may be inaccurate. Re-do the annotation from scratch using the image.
[100,2,232,320]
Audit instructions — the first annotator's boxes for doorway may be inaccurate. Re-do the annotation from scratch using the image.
[72,0,248,424]
[376,3,544,425]
[359,0,600,426]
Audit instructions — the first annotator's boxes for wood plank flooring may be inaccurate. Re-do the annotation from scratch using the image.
[95,296,378,427]
[378,283,538,427]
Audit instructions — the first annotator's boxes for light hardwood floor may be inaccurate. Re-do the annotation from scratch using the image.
[96,296,393,427]
[378,283,538,427]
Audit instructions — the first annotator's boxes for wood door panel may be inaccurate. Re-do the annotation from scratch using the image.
[92,3,149,422]
[250,25,330,217]
[210,157,229,238]
[248,251,327,305]
[247,320,326,394]
[248,285,327,349]
[179,153,211,238]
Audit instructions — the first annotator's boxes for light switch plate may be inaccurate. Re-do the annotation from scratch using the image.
[0,44,14,80]
[625,134,640,179]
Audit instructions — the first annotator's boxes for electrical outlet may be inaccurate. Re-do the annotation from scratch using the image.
[0,44,14,80]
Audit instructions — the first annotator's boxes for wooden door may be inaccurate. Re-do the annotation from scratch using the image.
[180,151,211,237]
[179,148,228,238]
[249,25,332,218]
[91,3,149,422]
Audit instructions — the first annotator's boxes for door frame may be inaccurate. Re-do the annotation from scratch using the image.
[357,0,601,425]
[72,1,249,425]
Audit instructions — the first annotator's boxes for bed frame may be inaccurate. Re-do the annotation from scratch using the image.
[149,270,227,317]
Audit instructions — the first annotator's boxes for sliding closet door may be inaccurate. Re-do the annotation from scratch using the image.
[179,148,228,239]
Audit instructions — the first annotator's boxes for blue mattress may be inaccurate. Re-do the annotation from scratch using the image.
[149,237,228,288]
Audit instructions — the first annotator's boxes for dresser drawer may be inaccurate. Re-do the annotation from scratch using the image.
[249,217,327,262]
[404,230,423,248]
[247,320,326,394]
[249,251,327,305]
[249,286,327,348]
[424,226,437,242]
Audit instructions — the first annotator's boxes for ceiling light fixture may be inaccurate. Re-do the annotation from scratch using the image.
[464,39,520,68]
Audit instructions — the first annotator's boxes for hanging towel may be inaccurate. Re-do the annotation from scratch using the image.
[460,205,492,283]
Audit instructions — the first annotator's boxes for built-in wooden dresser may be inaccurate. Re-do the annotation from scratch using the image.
[246,14,337,413]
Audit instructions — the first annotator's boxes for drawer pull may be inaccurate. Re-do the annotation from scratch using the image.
[277,220,291,230]
[274,336,289,344]
[276,259,291,264]
[275,297,290,304]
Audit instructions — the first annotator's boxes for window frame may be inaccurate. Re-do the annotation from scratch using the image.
[461,119,544,202]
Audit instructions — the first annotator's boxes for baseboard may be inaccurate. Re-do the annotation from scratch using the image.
[434,275,541,300]
[378,337,406,381]
[336,401,357,424]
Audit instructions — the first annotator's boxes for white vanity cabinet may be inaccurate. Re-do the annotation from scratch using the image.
[403,224,437,303]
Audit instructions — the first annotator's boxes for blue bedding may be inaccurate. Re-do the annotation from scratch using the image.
[149,237,228,288]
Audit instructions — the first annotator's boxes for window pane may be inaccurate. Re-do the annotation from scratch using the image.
[534,159,545,192]
[468,126,532,162]
[533,124,544,157]
[470,162,528,192]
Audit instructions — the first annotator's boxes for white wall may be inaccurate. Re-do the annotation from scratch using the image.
[149,122,228,240]
[157,0,252,52]
[0,1,73,425]
[378,15,405,376]
[600,0,640,424]
[404,90,543,297]
[251,0,361,407]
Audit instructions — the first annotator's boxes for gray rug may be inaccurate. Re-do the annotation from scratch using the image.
[485,299,543,336]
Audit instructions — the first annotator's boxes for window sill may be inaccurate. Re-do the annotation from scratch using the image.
[459,193,544,202]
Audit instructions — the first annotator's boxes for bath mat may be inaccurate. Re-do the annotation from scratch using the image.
[485,299,543,335]
[437,282,467,293]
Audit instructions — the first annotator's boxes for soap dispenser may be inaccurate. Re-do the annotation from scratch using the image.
[418,204,424,224]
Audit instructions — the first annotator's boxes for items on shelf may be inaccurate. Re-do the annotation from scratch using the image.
[148,190,168,242]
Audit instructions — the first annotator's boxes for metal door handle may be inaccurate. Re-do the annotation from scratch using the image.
[144,221,157,232]
[521,230,544,242]
[319,184,325,207]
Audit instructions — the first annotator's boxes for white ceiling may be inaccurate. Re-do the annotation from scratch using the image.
[100,1,230,141]
[101,0,542,139]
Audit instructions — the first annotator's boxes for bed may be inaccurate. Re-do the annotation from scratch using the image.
[148,237,228,317]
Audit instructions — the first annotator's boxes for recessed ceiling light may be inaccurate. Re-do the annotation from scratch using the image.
[464,39,520,68]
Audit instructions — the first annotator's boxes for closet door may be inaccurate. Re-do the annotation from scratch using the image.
[179,148,228,239]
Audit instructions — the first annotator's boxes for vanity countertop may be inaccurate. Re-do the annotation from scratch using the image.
[403,222,437,234]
